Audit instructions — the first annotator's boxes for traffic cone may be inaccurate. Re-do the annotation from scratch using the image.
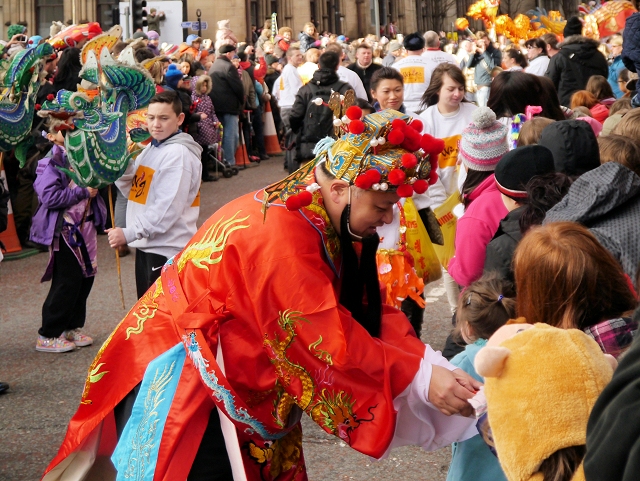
[235,122,258,168]
[262,101,282,155]
[0,157,38,260]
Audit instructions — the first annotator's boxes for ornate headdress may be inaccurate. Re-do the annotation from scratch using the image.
[263,108,445,213]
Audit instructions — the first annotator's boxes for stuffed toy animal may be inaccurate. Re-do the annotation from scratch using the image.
[474,322,617,481]
[214,19,238,52]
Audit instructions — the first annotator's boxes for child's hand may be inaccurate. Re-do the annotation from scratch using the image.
[106,228,127,248]
[86,187,99,198]
[201,113,208,120]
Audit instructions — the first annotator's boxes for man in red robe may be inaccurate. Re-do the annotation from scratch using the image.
[43,109,480,481]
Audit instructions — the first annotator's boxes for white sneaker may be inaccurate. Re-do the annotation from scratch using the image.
[36,335,76,353]
[64,329,93,347]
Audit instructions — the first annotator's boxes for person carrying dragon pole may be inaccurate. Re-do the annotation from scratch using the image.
[42,106,481,481]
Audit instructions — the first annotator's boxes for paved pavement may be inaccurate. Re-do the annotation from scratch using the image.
[0,156,457,480]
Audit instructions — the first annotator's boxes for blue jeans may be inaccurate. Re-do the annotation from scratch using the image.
[220,114,239,165]
[476,86,490,107]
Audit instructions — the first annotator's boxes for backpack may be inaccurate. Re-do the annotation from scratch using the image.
[297,80,350,161]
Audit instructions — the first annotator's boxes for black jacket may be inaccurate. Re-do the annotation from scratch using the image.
[545,36,609,107]
[289,69,351,135]
[544,162,640,283]
[209,57,245,116]
[346,61,382,103]
[483,207,524,283]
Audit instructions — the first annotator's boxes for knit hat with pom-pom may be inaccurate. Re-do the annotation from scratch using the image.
[459,107,509,172]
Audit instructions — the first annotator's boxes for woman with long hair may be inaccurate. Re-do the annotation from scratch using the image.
[419,63,478,203]
[514,222,636,337]
[488,71,565,121]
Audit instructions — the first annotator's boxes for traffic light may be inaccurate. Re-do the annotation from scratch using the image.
[131,0,148,31]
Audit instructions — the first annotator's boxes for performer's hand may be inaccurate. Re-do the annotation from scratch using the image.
[86,187,99,198]
[106,227,127,248]
[428,365,480,417]
[201,113,208,120]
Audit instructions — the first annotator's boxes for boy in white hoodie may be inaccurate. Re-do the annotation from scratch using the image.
[108,91,203,298]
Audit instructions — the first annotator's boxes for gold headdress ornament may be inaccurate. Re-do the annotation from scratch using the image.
[262,108,445,215]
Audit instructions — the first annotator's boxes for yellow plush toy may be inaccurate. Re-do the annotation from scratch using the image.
[474,322,617,481]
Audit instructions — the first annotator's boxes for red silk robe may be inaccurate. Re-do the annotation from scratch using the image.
[42,189,452,481]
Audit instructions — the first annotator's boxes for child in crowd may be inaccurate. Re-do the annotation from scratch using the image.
[107,91,202,298]
[446,274,516,481]
[515,117,554,146]
[191,74,220,182]
[31,126,106,352]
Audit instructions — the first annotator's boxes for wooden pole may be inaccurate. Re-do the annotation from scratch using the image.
[108,186,126,309]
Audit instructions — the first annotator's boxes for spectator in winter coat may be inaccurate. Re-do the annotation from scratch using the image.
[607,35,625,98]
[538,119,600,176]
[447,107,509,288]
[382,41,403,67]
[545,17,609,107]
[191,75,220,181]
[273,27,293,59]
[544,135,640,285]
[289,51,353,163]
[347,43,382,103]
[298,23,320,53]
[483,145,558,282]
[209,44,246,165]
[146,8,166,36]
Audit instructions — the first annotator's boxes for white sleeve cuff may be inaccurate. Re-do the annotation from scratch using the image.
[379,345,478,457]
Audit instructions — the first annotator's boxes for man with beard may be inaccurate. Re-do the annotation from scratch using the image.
[42,110,480,481]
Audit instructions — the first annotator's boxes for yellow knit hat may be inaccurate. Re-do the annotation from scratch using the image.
[474,323,616,481]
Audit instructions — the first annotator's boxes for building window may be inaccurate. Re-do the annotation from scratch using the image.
[36,0,64,38]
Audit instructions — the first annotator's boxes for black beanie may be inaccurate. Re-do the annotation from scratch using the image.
[538,120,600,176]
[494,145,555,198]
[563,16,583,37]
[403,32,425,51]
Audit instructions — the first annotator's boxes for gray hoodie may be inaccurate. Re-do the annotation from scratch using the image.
[116,132,203,258]
[544,162,640,283]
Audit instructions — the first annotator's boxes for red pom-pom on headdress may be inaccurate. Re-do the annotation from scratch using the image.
[430,138,445,155]
[388,168,406,186]
[297,190,313,207]
[391,119,407,131]
[413,179,429,194]
[345,105,363,120]
[397,184,414,198]
[35,103,42,111]
[355,173,374,190]
[387,129,405,145]
[285,195,302,211]
[401,153,418,169]
[349,119,366,135]
[428,169,439,185]
[46,94,55,101]
[409,119,423,132]
[367,169,381,183]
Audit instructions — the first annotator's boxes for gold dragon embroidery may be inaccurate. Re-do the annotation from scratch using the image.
[126,277,163,339]
[177,210,250,272]
[310,388,375,443]
[264,310,315,428]
[308,336,333,365]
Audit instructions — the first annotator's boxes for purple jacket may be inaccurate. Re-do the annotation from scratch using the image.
[30,145,106,246]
